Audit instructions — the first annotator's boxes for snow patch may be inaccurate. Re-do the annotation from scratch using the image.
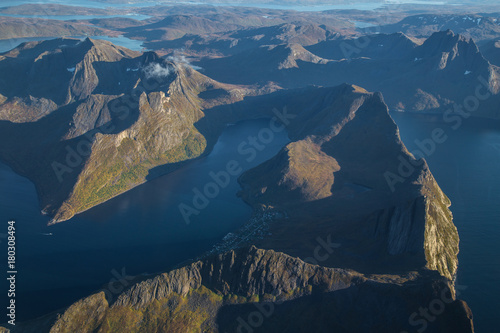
[464,70,472,75]
[67,67,75,73]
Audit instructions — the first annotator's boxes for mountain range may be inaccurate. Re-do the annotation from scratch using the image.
[196,30,500,119]
[0,22,480,331]
[379,13,500,44]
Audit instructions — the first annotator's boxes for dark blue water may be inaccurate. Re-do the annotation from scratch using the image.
[391,112,500,333]
[0,118,289,321]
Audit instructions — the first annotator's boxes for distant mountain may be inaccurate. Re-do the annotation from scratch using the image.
[380,13,500,44]
[122,12,354,57]
[307,32,418,60]
[142,22,344,57]
[197,30,500,119]
[0,38,141,112]
[0,38,261,223]
[0,3,115,16]
[0,17,112,40]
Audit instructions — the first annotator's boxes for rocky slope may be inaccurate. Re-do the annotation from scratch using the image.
[1,247,473,333]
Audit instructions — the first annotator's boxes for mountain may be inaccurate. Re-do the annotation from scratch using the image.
[480,38,500,66]
[0,3,115,16]
[0,38,263,224]
[197,30,500,119]
[0,83,473,332]
[307,32,418,60]
[194,42,333,84]
[202,84,458,281]
[0,17,113,40]
[379,13,500,44]
[124,14,245,41]
[0,38,141,112]
[142,22,343,57]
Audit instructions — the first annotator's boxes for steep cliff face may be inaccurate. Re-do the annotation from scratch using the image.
[372,185,459,281]
[3,247,473,333]
[371,162,459,280]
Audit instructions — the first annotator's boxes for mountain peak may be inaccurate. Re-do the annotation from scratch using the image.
[424,29,470,46]
[417,29,481,64]
[82,36,95,47]
[277,43,329,69]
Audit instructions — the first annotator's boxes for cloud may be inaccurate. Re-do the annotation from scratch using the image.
[142,62,173,80]
[167,52,203,71]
